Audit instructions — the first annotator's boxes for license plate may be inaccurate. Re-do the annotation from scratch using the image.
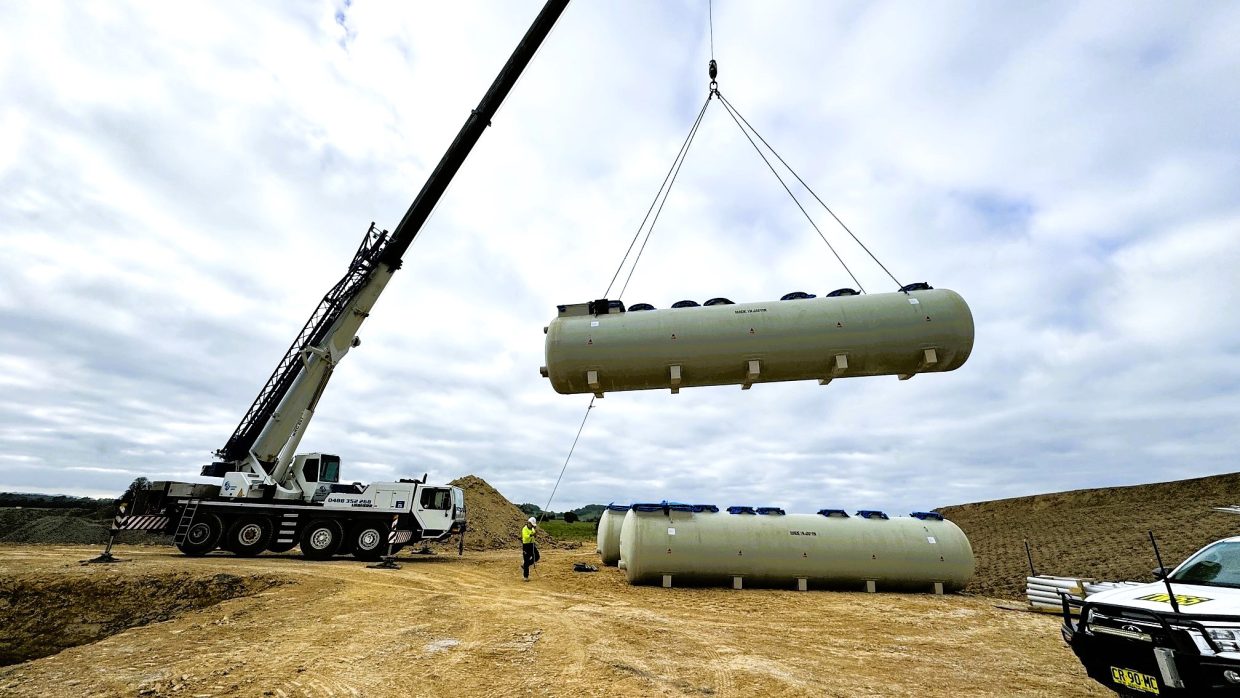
[1110,666,1160,694]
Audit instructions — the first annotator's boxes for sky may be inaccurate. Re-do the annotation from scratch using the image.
[1,1,1238,517]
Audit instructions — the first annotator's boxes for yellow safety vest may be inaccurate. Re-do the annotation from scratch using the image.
[522,525,535,544]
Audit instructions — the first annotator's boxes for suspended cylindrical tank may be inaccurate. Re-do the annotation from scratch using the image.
[596,504,630,566]
[618,505,974,591]
[541,287,973,396]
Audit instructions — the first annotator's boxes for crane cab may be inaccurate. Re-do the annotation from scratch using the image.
[289,452,342,503]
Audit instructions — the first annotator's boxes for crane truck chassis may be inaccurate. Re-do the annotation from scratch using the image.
[117,0,571,559]
[130,455,465,561]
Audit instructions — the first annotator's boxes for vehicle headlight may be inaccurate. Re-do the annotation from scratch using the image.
[1206,627,1240,653]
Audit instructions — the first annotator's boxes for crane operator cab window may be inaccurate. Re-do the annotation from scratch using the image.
[421,488,452,510]
[300,454,341,484]
[318,455,340,484]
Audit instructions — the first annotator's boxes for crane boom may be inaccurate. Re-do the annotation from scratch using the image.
[210,0,569,476]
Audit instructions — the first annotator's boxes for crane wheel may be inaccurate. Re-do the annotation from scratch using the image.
[350,521,388,561]
[176,513,223,557]
[300,519,344,560]
[224,516,273,557]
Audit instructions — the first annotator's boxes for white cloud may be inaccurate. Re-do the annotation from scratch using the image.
[1,1,1237,519]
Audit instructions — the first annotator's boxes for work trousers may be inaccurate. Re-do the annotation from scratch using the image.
[522,542,539,578]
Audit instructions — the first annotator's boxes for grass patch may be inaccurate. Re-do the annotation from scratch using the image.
[539,520,596,541]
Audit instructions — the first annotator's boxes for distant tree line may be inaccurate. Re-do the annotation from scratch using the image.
[0,493,114,509]
[518,502,606,523]
[1,477,151,518]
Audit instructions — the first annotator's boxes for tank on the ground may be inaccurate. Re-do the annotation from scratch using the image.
[618,505,974,591]
[596,505,630,566]
[542,288,974,396]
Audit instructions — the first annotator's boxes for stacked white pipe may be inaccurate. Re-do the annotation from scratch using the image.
[1026,575,1143,611]
[1026,575,1087,611]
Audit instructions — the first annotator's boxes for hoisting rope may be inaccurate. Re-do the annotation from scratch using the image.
[602,95,714,300]
[716,92,906,292]
[537,397,596,523]
[709,0,715,60]
[714,92,867,293]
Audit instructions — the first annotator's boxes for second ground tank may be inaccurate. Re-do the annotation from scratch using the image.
[542,287,974,396]
[595,504,630,566]
[618,505,974,591]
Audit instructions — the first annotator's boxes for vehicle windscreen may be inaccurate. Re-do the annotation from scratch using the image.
[1171,541,1240,589]
[320,456,340,484]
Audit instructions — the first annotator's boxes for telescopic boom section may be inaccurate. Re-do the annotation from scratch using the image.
[212,0,569,471]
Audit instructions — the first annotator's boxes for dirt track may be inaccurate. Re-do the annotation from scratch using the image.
[0,544,1107,697]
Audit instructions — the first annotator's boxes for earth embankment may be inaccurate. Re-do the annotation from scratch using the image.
[939,471,1240,599]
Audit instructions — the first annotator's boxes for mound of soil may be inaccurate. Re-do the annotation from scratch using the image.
[0,570,285,665]
[0,510,185,548]
[939,472,1240,600]
[443,475,560,551]
[0,516,109,545]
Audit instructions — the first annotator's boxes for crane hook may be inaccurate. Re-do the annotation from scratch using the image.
[708,59,718,94]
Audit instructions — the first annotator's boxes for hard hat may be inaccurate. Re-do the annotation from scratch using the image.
[528,517,537,526]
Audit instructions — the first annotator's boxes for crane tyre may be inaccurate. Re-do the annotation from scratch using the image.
[176,512,223,557]
[224,516,273,557]
[349,521,389,561]
[300,519,344,560]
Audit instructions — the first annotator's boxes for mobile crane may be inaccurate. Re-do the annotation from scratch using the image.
[124,0,570,560]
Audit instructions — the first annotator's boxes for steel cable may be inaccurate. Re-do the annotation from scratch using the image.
[603,95,713,299]
[715,92,866,293]
[718,92,905,292]
[538,397,595,523]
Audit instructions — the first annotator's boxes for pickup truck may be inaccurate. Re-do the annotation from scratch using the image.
[1062,536,1240,695]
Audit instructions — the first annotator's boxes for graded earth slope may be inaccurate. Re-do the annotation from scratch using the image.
[939,471,1240,599]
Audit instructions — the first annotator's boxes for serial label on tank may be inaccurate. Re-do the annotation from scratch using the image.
[790,530,817,536]
[734,308,768,314]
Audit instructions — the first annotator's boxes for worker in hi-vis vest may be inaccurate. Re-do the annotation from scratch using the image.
[521,516,540,580]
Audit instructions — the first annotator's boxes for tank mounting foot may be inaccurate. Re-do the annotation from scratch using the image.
[742,360,761,390]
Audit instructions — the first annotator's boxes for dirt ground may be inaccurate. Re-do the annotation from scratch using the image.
[0,544,1107,697]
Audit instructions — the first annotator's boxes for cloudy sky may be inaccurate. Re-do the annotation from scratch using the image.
[2,1,1238,517]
